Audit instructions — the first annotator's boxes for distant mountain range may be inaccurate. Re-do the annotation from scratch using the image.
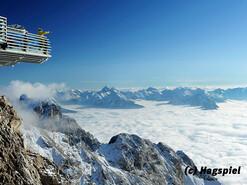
[122,87,219,110]
[55,85,144,109]
[18,86,247,110]
[210,87,247,100]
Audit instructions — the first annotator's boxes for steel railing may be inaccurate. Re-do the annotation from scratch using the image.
[0,16,51,56]
[0,16,7,44]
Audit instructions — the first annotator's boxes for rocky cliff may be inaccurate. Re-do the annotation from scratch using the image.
[33,101,100,151]
[0,96,72,185]
[20,100,221,185]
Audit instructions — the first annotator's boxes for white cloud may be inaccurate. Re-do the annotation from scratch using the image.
[0,81,67,128]
[0,80,66,101]
[63,100,247,185]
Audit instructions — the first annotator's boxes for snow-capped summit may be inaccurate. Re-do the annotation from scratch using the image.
[212,87,247,100]
[162,87,219,110]
[54,86,143,108]
[121,87,165,101]
[100,85,112,93]
[146,87,158,91]
[122,87,219,110]
[80,86,143,108]
[120,89,144,99]
[138,87,165,101]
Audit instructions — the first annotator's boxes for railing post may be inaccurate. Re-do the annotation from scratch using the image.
[0,16,7,44]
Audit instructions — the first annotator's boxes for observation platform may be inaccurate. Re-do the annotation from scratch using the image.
[0,16,51,66]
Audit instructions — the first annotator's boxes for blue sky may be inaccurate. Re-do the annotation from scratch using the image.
[1,0,247,89]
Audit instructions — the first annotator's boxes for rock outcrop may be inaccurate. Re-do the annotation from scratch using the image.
[0,96,72,185]
[33,101,100,151]
[21,101,221,185]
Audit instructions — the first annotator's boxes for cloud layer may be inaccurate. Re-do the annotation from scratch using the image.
[63,100,247,185]
[0,80,66,101]
[0,81,246,184]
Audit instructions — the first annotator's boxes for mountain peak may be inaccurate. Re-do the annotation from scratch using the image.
[19,94,29,101]
[101,85,111,92]
[146,87,158,91]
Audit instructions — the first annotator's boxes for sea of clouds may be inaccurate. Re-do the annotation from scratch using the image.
[0,81,246,184]
[63,100,247,185]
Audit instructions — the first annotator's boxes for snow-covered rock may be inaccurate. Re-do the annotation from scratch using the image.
[212,87,247,100]
[79,86,143,108]
[54,86,143,108]
[54,86,223,110]
[33,101,100,151]
[138,87,165,101]
[123,87,219,110]
[120,89,144,99]
[21,102,221,185]
[122,87,165,101]
[162,88,219,110]
[19,85,247,111]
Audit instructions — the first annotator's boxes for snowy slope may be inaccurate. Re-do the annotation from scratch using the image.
[54,86,220,110]
[212,87,247,100]
[79,86,143,108]
[122,87,165,101]
[162,88,219,110]
[23,85,247,111]
[21,126,220,185]
[54,86,143,108]
[15,85,247,110]
[20,102,220,185]
[122,87,219,110]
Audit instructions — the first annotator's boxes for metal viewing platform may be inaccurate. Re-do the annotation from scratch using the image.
[0,16,51,66]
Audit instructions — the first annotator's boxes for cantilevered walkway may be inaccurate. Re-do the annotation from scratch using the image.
[0,16,51,66]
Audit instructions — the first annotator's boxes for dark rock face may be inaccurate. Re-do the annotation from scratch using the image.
[103,133,185,185]
[176,150,196,168]
[33,102,100,151]
[0,96,72,185]
[34,102,62,119]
